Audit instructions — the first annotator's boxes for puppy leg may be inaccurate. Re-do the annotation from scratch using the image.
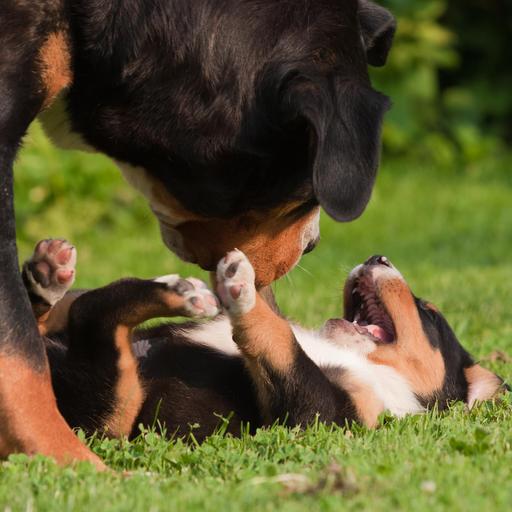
[22,239,83,336]
[57,275,219,437]
[217,251,352,426]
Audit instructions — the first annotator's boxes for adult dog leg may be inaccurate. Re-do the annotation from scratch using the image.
[57,275,219,437]
[217,251,351,426]
[0,146,101,465]
[0,3,102,466]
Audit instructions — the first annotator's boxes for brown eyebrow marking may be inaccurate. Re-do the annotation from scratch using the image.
[424,302,439,313]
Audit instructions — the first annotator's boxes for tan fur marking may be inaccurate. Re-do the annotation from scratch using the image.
[37,311,51,336]
[178,207,320,287]
[232,294,296,371]
[151,182,203,224]
[157,289,194,316]
[39,32,72,108]
[465,364,504,408]
[425,302,439,313]
[230,294,297,420]
[119,162,318,286]
[104,326,145,438]
[124,299,172,325]
[118,164,202,226]
[368,279,446,397]
[111,289,195,327]
[38,291,85,336]
[0,355,103,468]
[338,373,384,428]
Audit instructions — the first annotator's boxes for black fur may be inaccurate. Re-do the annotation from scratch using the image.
[0,1,59,367]
[134,327,260,441]
[358,0,396,67]
[45,312,359,440]
[66,0,393,219]
[416,298,474,408]
[29,267,361,439]
[258,351,358,426]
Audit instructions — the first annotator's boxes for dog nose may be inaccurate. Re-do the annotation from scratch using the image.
[364,255,392,267]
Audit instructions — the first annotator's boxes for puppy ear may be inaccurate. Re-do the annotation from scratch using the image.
[358,0,396,67]
[291,81,390,221]
[465,364,507,408]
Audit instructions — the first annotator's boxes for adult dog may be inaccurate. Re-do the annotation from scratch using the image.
[0,0,395,464]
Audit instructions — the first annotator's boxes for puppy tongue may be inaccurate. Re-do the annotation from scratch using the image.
[366,324,392,343]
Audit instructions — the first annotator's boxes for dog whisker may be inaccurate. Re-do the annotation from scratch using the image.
[295,264,315,278]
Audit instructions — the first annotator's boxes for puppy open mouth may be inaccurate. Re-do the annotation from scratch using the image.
[344,271,396,343]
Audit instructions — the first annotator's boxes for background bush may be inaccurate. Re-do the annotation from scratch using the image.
[373,0,511,168]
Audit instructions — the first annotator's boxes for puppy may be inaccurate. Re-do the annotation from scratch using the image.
[22,240,507,441]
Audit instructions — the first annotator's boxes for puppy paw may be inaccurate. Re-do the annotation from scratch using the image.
[154,275,220,318]
[23,239,77,305]
[216,250,256,316]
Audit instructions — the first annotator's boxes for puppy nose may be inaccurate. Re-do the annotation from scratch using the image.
[364,255,392,267]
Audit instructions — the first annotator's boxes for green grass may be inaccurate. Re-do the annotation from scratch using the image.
[4,123,512,511]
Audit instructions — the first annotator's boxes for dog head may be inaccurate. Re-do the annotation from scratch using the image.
[70,0,395,286]
[323,256,507,407]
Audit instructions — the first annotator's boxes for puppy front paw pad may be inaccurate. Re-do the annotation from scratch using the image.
[216,250,256,316]
[183,285,220,318]
[24,238,77,305]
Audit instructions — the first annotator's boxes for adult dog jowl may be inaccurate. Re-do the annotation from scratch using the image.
[0,0,395,464]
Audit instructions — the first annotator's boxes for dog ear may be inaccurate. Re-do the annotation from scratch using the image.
[286,80,390,221]
[465,364,508,408]
[358,0,396,67]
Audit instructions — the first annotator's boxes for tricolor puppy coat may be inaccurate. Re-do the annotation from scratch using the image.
[23,240,507,440]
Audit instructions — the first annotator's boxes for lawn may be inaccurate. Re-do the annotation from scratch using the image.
[3,124,511,511]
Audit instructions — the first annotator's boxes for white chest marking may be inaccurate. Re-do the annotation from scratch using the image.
[182,317,240,357]
[38,97,194,260]
[291,326,423,417]
[181,318,423,417]
[38,96,96,153]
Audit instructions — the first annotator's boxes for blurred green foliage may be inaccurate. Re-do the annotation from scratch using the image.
[372,0,511,167]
